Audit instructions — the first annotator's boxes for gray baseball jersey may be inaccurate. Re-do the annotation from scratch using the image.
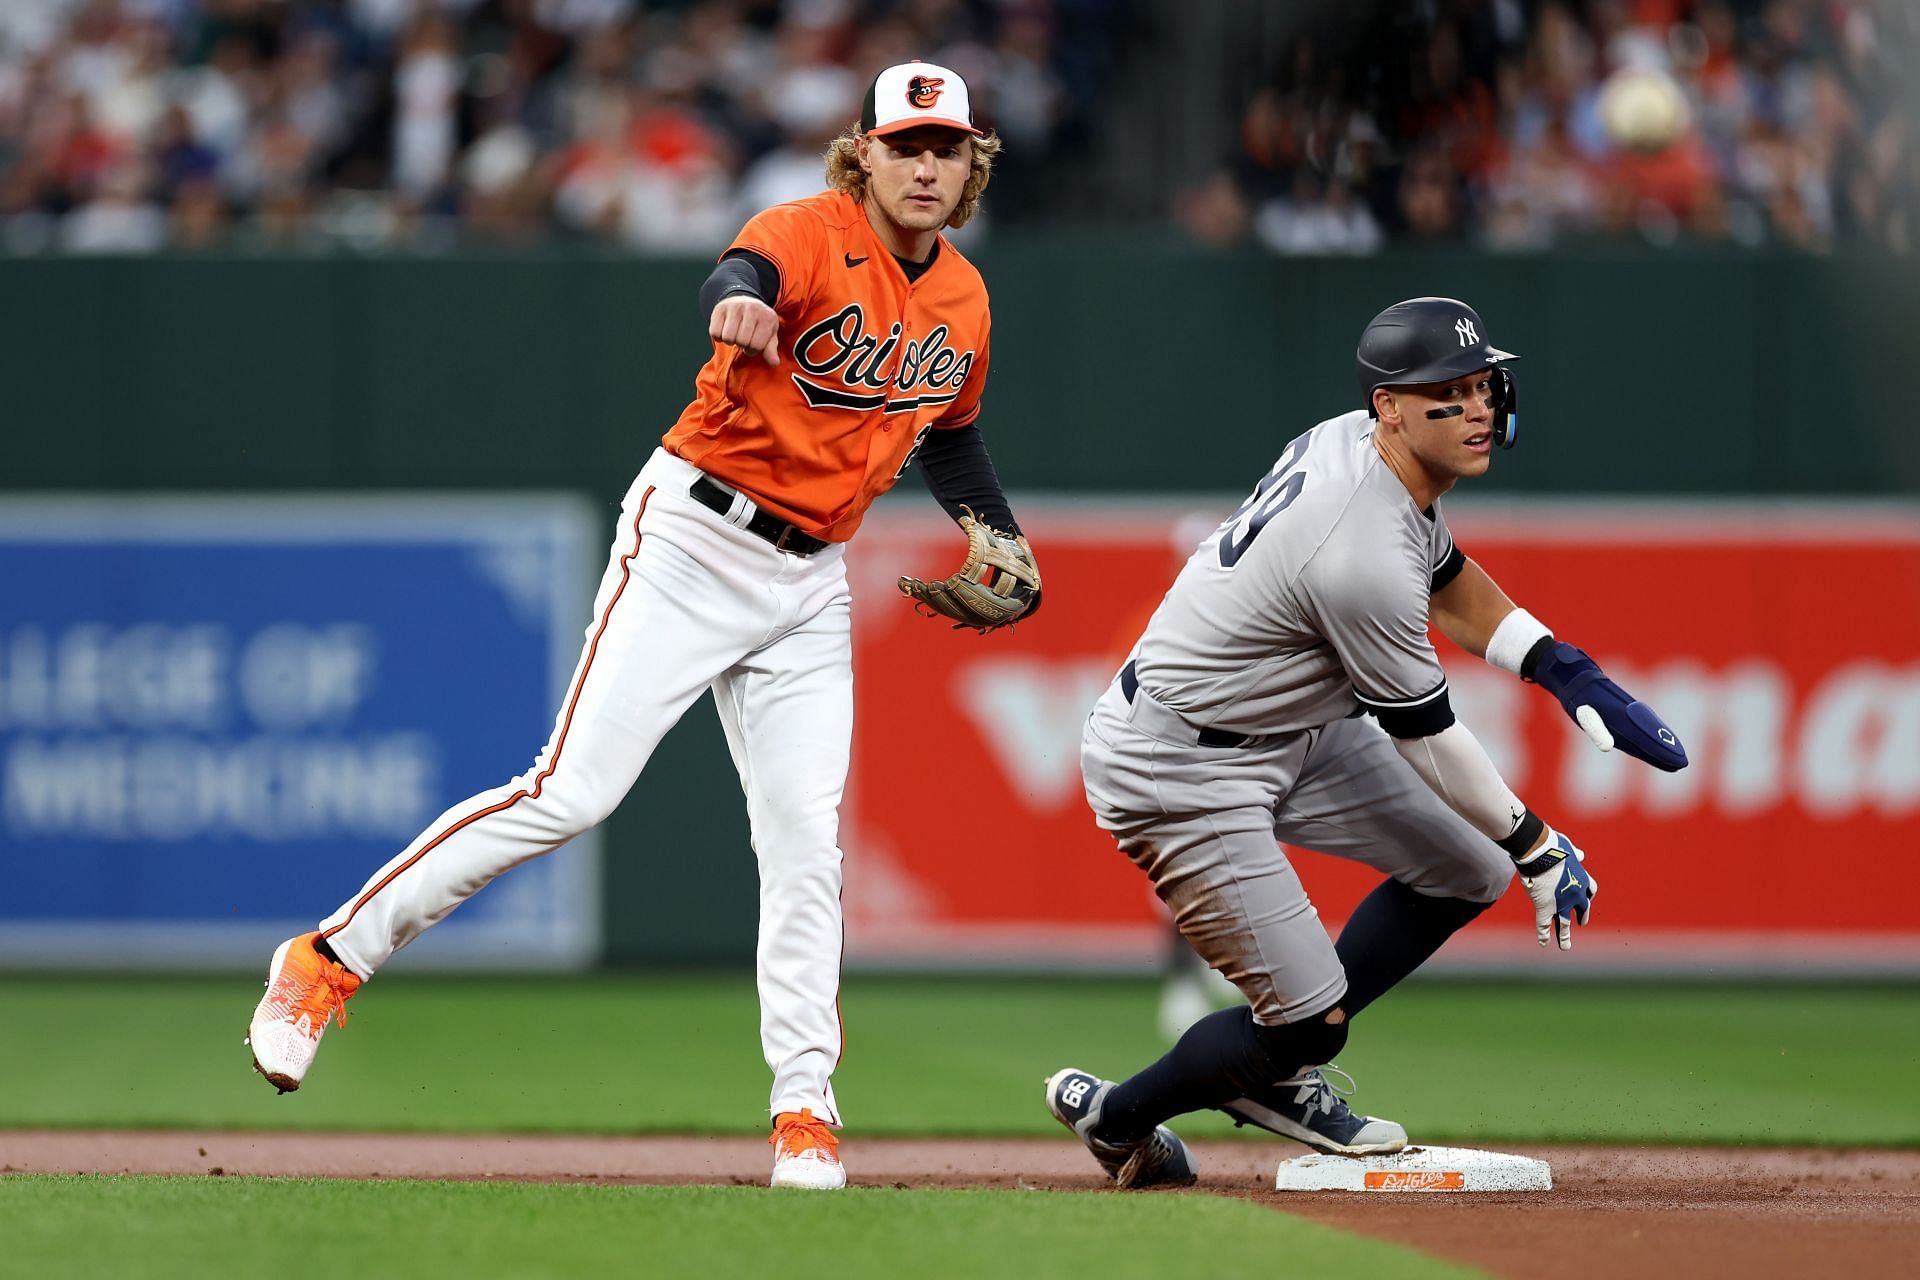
[1131,410,1463,737]
[1080,411,1504,1026]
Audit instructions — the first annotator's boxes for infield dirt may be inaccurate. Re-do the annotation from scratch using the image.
[8,1131,1916,1277]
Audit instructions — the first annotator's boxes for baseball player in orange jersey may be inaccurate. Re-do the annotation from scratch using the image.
[245,61,1039,1190]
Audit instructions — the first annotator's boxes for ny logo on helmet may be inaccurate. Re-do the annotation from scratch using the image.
[1455,317,1479,346]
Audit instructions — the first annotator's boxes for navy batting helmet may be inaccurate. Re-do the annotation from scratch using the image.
[1356,297,1521,447]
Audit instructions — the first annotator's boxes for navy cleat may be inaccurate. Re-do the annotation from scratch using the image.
[1043,1067,1199,1189]
[1219,1066,1408,1156]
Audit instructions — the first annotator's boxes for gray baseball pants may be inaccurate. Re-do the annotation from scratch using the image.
[1081,677,1511,1026]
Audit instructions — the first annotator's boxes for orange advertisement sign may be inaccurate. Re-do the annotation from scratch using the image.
[842,501,1920,970]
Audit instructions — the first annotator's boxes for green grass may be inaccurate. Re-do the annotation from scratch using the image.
[1,975,1915,1144]
[0,1176,1478,1280]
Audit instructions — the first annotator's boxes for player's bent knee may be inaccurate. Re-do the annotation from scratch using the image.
[1419,852,1512,905]
[1251,1007,1351,1080]
[1467,860,1514,904]
[526,778,624,839]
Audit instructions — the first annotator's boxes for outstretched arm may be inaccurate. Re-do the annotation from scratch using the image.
[1309,547,1594,950]
[1432,557,1688,772]
[1383,718,1595,951]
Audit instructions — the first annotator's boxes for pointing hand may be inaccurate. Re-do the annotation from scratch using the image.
[710,296,782,366]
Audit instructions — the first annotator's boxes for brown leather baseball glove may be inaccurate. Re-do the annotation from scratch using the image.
[897,507,1041,633]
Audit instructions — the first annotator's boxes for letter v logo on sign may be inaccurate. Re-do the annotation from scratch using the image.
[953,657,1115,810]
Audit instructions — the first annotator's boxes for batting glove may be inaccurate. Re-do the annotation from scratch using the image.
[1526,641,1688,773]
[1513,829,1595,952]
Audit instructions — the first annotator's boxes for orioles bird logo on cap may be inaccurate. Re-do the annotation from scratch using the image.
[906,75,945,109]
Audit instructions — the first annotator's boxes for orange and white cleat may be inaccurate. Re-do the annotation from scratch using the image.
[769,1109,846,1189]
[245,933,360,1094]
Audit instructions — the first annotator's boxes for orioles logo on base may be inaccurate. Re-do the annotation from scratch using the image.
[1364,1171,1465,1191]
[907,75,945,109]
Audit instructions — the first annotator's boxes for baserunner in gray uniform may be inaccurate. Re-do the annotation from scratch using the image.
[1044,298,1689,1188]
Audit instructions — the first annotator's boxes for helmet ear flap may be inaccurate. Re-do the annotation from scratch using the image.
[1489,365,1519,449]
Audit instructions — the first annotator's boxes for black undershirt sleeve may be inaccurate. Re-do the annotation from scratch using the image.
[1429,543,1467,593]
[915,423,1019,535]
[698,249,782,321]
[1356,684,1458,739]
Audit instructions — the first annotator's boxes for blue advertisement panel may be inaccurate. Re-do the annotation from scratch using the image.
[0,496,601,970]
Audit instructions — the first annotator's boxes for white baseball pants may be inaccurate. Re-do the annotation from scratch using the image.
[320,447,853,1124]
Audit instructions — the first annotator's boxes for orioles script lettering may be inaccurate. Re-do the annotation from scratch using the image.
[790,303,974,412]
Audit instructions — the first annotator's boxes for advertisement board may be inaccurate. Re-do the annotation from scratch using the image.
[0,496,602,970]
[842,499,1920,973]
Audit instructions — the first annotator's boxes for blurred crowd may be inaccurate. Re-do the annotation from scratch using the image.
[0,0,1110,253]
[1182,0,1919,255]
[3,0,1913,256]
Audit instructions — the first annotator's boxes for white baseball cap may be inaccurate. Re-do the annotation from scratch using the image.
[859,60,982,138]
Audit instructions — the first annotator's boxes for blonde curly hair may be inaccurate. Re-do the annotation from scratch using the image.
[824,128,1002,229]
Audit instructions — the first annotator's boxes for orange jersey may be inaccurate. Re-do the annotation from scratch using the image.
[663,190,991,543]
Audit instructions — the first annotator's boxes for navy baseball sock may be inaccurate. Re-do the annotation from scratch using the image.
[1334,878,1491,1017]
[1095,1007,1281,1143]
[312,935,343,966]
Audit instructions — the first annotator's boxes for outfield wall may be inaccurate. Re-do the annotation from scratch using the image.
[3,244,1917,972]
[4,247,1919,498]
[0,496,602,971]
[3,493,1914,973]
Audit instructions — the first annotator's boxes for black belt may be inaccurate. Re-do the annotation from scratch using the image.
[1120,661,1261,748]
[689,475,830,556]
